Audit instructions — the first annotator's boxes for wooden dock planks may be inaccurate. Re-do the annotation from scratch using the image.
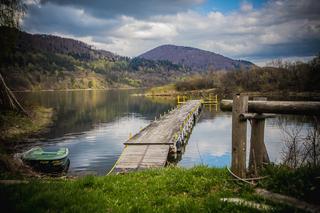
[112,100,201,173]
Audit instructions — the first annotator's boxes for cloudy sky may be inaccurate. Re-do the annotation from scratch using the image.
[22,0,320,65]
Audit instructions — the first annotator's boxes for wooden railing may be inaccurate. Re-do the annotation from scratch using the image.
[221,94,320,178]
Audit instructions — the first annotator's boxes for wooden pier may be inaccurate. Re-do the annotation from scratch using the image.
[110,100,202,174]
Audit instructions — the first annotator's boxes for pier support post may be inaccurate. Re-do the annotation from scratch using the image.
[248,97,270,175]
[248,117,270,175]
[231,94,248,178]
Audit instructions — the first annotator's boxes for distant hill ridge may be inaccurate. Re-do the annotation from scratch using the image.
[0,27,121,61]
[138,44,255,71]
[1,27,255,71]
[0,27,190,90]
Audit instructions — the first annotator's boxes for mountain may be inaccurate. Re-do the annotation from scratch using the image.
[0,27,188,90]
[138,44,255,71]
[0,28,256,91]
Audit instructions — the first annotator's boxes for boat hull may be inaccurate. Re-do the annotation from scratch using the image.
[24,157,70,173]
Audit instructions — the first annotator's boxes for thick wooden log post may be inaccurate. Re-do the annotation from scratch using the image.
[231,94,248,178]
[249,117,270,175]
[220,100,320,115]
[253,97,267,101]
[250,96,269,175]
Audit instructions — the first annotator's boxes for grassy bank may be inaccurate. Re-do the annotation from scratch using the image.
[145,84,216,98]
[1,166,318,212]
[145,83,320,102]
[145,83,177,96]
[0,106,53,143]
[0,106,54,178]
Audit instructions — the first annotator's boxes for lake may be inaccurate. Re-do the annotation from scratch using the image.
[17,90,314,176]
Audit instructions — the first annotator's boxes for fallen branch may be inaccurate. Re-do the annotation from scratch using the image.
[220,198,272,211]
[227,167,256,186]
[229,176,269,182]
[243,176,269,181]
[0,73,28,115]
[255,188,320,213]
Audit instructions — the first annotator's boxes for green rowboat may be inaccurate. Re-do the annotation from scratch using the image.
[22,147,70,172]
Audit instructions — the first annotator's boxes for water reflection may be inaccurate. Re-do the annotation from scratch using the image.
[178,109,232,168]
[17,90,175,139]
[17,90,175,175]
[15,90,315,175]
[53,116,149,176]
[179,106,314,168]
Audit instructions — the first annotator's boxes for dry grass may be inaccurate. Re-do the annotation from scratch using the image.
[0,106,53,142]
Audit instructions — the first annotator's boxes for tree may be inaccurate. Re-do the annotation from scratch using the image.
[88,80,94,88]
[0,0,25,61]
[0,0,25,28]
[0,0,27,114]
[0,73,27,113]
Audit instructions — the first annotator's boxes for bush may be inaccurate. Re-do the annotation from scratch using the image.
[259,165,320,204]
[174,55,320,93]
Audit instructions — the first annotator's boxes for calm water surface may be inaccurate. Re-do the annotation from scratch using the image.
[17,90,313,176]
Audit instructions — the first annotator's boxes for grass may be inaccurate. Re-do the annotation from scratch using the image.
[259,165,320,205]
[0,166,301,213]
[146,84,177,96]
[145,83,217,98]
[0,106,53,143]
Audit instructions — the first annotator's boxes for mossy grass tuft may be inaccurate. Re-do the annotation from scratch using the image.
[0,105,53,143]
[259,164,320,205]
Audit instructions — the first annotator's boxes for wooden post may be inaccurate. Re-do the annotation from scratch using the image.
[249,118,270,175]
[249,97,270,175]
[220,100,320,115]
[231,94,248,178]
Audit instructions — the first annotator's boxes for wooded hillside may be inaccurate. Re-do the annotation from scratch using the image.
[0,27,191,90]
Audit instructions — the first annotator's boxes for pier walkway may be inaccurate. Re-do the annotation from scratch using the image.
[110,100,202,173]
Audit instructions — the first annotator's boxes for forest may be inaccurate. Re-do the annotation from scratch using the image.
[175,56,320,94]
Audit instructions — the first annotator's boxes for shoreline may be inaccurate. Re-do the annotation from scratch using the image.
[10,85,320,101]
[144,88,320,101]
[12,87,143,93]
[0,106,55,178]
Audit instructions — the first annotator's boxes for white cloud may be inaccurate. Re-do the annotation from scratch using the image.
[23,0,40,5]
[22,0,320,60]
[114,16,177,40]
